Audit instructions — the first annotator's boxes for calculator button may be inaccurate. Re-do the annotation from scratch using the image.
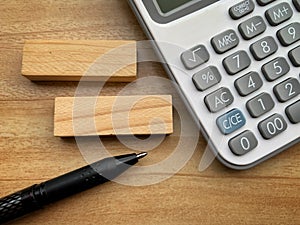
[223,50,251,75]
[229,130,258,156]
[277,22,300,46]
[216,109,246,135]
[286,100,300,123]
[181,45,210,70]
[229,0,255,20]
[234,71,263,96]
[192,66,221,91]
[288,46,300,67]
[256,0,276,6]
[262,57,290,81]
[211,30,239,54]
[204,87,234,113]
[274,78,300,102]
[238,16,266,40]
[250,36,278,61]
[246,92,275,118]
[258,114,287,139]
[265,2,293,26]
[293,0,300,11]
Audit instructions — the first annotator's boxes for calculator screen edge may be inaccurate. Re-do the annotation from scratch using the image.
[141,0,220,24]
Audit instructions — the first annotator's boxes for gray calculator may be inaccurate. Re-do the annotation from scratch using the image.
[128,0,300,169]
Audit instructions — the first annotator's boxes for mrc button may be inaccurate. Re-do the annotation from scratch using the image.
[217,109,246,135]
[211,29,239,54]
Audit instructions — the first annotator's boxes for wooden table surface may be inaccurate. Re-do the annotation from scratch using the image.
[0,1,299,224]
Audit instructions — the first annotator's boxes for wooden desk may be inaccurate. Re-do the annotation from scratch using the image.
[0,1,299,224]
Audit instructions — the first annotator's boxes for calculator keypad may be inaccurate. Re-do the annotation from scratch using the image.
[286,100,300,123]
[288,46,300,67]
[234,71,263,96]
[273,78,300,102]
[181,45,210,70]
[261,57,290,81]
[211,30,239,54]
[229,0,255,20]
[229,130,258,156]
[223,50,251,75]
[265,2,293,26]
[258,114,288,139]
[250,36,278,60]
[178,0,299,160]
[238,16,267,40]
[246,92,275,118]
[277,22,300,46]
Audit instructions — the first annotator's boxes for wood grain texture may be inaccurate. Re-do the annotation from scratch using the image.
[22,40,137,81]
[0,1,299,225]
[54,95,173,136]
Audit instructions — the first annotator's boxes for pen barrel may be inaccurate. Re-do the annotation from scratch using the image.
[0,153,138,224]
[0,185,42,224]
[42,153,138,204]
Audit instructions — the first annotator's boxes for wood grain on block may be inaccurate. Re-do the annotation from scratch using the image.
[22,40,137,82]
[54,95,173,137]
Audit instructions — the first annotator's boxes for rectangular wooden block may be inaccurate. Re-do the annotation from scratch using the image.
[54,95,173,137]
[22,40,137,82]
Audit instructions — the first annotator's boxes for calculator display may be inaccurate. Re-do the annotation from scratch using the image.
[155,0,195,14]
[142,0,220,23]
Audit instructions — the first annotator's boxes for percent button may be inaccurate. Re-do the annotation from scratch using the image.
[192,66,222,91]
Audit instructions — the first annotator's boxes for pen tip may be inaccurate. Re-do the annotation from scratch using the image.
[136,152,147,160]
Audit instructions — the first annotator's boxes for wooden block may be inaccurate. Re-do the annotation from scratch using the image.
[22,40,137,82]
[54,95,173,137]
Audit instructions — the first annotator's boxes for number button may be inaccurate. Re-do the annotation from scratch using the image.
[234,71,263,96]
[265,2,293,26]
[223,50,251,75]
[229,130,258,156]
[204,87,234,113]
[238,16,266,40]
[288,46,300,67]
[250,36,278,61]
[262,57,290,81]
[246,92,275,118]
[277,22,300,46]
[258,114,287,139]
[181,45,210,70]
[286,100,300,124]
[192,66,221,91]
[211,30,239,54]
[274,78,300,102]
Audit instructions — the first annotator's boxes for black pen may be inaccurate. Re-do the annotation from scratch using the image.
[0,152,147,224]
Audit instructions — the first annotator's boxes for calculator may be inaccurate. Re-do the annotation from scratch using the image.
[128,0,300,169]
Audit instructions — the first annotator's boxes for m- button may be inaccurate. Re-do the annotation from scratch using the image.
[211,30,239,54]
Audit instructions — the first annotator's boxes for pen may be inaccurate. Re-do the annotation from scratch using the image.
[0,152,147,224]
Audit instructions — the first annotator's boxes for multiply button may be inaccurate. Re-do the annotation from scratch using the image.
[258,114,287,139]
[181,44,210,70]
[217,109,246,135]
[229,130,258,156]
[211,30,239,54]
[204,87,234,113]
